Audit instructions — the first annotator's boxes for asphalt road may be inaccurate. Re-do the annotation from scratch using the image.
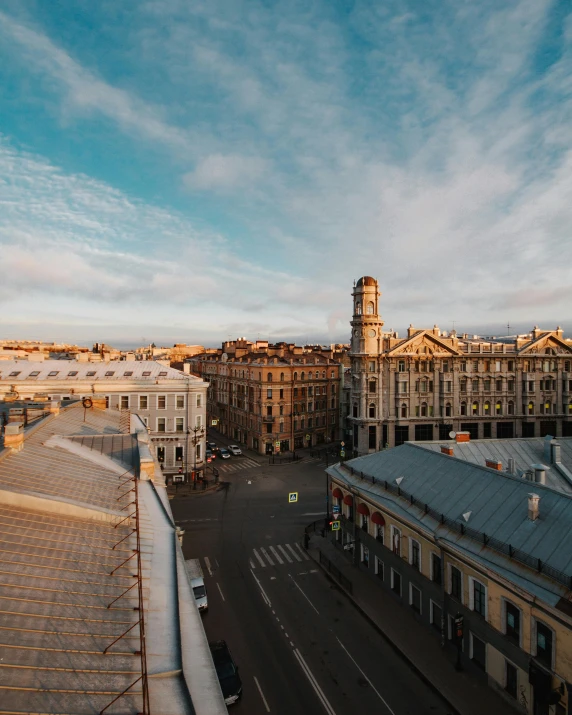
[172,449,453,715]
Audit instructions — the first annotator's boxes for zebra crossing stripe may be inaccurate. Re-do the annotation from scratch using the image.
[294,543,310,560]
[285,544,302,562]
[277,545,293,563]
[253,548,266,568]
[260,547,275,566]
[249,558,256,569]
[269,545,284,564]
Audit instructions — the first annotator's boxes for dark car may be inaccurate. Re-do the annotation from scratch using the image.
[217,447,231,459]
[205,449,216,461]
[210,640,242,705]
[207,441,217,451]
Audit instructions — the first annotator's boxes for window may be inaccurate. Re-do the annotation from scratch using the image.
[504,601,521,645]
[267,389,273,399]
[409,584,422,613]
[460,379,467,393]
[460,361,467,372]
[175,446,183,462]
[430,601,442,631]
[484,401,490,414]
[121,395,129,409]
[175,417,184,433]
[157,418,166,433]
[375,557,384,580]
[496,379,502,391]
[470,633,486,671]
[535,621,553,669]
[508,401,514,415]
[368,380,376,393]
[196,443,201,461]
[197,394,202,408]
[29,370,40,377]
[142,371,151,376]
[366,301,374,314]
[410,539,421,571]
[472,379,479,392]
[86,371,96,377]
[472,402,479,415]
[391,526,401,556]
[195,415,202,428]
[460,402,467,416]
[139,395,148,410]
[176,395,184,409]
[68,371,78,376]
[158,395,166,410]
[431,553,441,584]
[361,544,369,567]
[301,372,305,380]
[279,405,284,416]
[470,578,487,618]
[505,661,517,699]
[267,372,272,382]
[445,403,452,417]
[391,569,402,596]
[398,360,405,372]
[528,401,534,415]
[105,371,115,377]
[495,402,502,415]
[450,566,462,601]
[124,371,133,377]
[280,372,284,381]
[280,389,284,399]
[156,446,165,463]
[48,371,59,377]
[293,387,298,397]
[9,371,21,377]
[369,403,376,418]
[401,403,407,418]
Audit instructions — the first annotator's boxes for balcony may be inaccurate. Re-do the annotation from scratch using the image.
[263,416,275,423]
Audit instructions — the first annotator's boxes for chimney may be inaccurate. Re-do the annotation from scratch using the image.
[455,431,470,443]
[528,493,540,521]
[531,464,547,485]
[441,445,454,456]
[485,458,502,470]
[551,441,561,464]
[507,457,515,475]
[4,422,24,453]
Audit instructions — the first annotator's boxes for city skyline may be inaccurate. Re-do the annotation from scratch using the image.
[1,2,571,343]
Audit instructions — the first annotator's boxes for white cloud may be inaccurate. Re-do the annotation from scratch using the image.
[183,154,267,191]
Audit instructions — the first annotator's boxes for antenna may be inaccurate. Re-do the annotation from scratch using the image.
[507,321,511,334]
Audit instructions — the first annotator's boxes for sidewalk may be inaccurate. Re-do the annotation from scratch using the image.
[307,531,516,715]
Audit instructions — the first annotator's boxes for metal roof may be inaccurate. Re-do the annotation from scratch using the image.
[0,359,200,382]
[328,443,572,594]
[417,437,572,495]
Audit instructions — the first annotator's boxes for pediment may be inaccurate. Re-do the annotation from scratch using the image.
[518,333,572,355]
[387,331,461,357]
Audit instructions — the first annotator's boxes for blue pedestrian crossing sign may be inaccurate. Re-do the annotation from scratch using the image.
[288,492,298,503]
[331,520,341,531]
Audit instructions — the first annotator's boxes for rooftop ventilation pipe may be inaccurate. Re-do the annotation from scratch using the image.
[528,493,540,521]
[531,464,547,485]
[507,457,515,475]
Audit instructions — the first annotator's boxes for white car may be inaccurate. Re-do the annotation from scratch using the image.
[227,445,242,456]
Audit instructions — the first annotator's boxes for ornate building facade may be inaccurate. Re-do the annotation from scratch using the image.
[348,276,572,455]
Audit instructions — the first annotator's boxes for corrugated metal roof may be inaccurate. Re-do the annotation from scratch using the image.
[329,443,572,584]
[0,359,198,382]
[417,438,572,494]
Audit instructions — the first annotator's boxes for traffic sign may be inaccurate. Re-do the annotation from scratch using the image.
[331,520,341,531]
[340,450,345,457]
[211,419,218,426]
[305,434,310,440]
[275,441,280,447]
[207,458,212,463]
[333,505,340,514]
[288,492,298,503]
[454,614,464,640]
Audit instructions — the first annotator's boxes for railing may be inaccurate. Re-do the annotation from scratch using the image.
[339,464,572,590]
[262,416,275,423]
[318,550,353,594]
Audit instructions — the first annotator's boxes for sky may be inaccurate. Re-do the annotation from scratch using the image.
[0,0,571,348]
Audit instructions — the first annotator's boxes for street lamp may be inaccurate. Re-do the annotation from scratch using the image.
[186,425,205,484]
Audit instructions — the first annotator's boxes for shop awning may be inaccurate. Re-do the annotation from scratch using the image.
[332,487,343,499]
[371,511,385,525]
[357,502,370,516]
[343,494,353,506]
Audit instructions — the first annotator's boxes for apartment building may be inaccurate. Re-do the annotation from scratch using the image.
[0,360,207,479]
[189,339,343,455]
[327,436,572,715]
[348,276,572,454]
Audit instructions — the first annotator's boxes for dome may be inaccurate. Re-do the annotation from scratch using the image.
[356,276,377,287]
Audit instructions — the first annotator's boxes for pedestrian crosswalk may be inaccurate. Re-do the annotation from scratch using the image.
[215,457,261,474]
[249,542,310,568]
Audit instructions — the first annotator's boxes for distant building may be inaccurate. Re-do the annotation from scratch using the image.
[0,359,207,480]
[347,276,572,455]
[327,433,572,714]
[189,339,346,455]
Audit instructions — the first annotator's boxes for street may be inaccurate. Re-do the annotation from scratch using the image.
[171,448,453,715]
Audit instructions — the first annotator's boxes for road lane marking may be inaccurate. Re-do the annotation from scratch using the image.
[288,574,320,615]
[269,545,284,564]
[253,548,266,568]
[254,676,270,713]
[277,545,293,563]
[260,547,275,566]
[216,582,225,602]
[249,558,256,569]
[285,544,302,562]
[293,648,337,715]
[250,568,271,607]
[335,637,396,715]
[294,543,310,560]
[204,556,213,576]
[302,512,325,516]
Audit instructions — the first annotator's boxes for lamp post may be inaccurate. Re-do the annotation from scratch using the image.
[187,425,205,485]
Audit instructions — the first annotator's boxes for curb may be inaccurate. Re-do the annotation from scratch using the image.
[306,544,463,715]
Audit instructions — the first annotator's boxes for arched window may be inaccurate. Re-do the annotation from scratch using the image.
[401,404,407,418]
[445,403,452,417]
[484,401,490,415]
[322,370,326,378]
[308,371,313,379]
[301,372,305,380]
[366,301,374,314]
[293,372,298,380]
[280,372,284,382]
[331,370,335,379]
[267,372,272,382]
[496,402,502,415]
[472,402,479,415]
[421,402,427,417]
[528,402,534,415]
[356,302,362,315]
[369,403,376,418]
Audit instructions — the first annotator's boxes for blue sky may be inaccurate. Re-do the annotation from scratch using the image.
[0,1,571,347]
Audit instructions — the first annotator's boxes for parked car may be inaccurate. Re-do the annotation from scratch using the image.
[227,445,242,456]
[218,448,231,459]
[210,640,242,705]
[206,449,215,461]
[207,441,217,451]
[185,559,208,612]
